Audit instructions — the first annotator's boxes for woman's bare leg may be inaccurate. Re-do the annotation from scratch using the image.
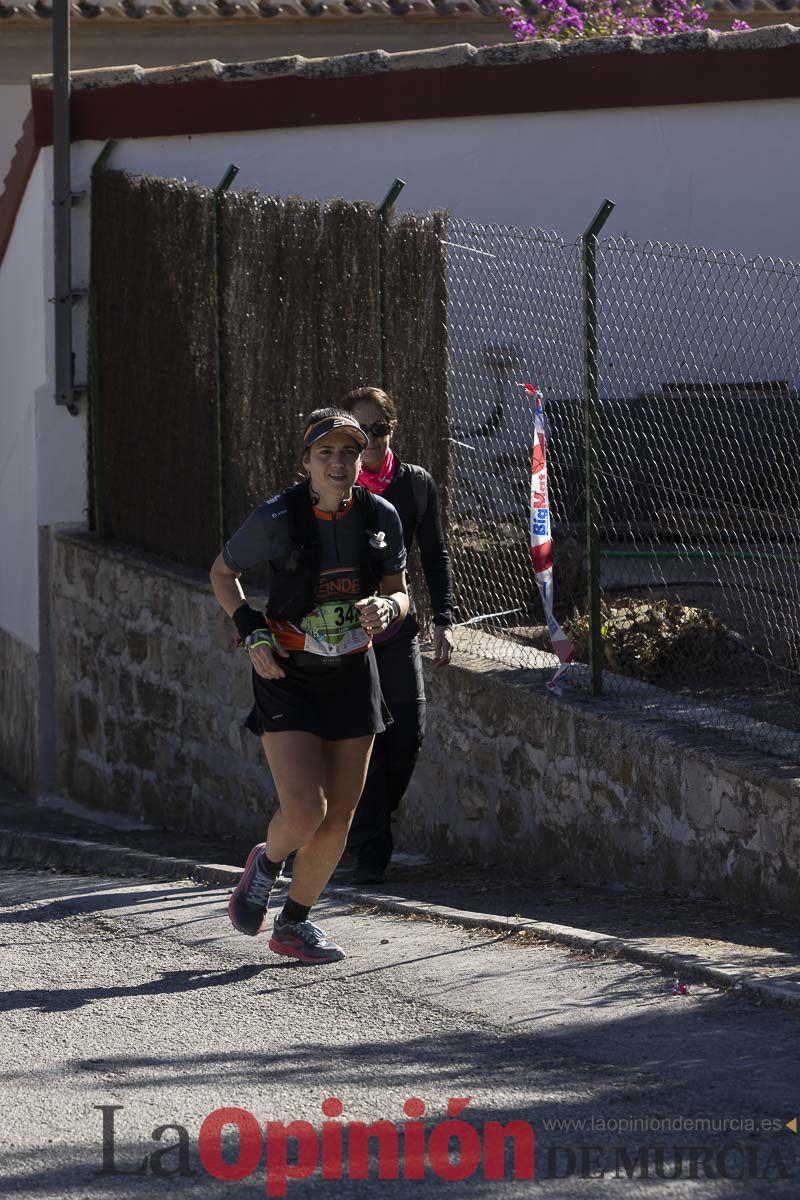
[260,730,373,906]
[289,735,374,906]
[260,731,327,864]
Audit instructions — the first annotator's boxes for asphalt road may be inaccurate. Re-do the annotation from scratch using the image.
[1,867,799,1198]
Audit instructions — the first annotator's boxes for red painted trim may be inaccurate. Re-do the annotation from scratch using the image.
[30,45,800,148]
[0,111,40,271]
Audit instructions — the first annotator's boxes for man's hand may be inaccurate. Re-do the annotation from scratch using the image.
[433,625,454,667]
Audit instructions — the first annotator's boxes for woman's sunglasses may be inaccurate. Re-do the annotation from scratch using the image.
[359,420,392,438]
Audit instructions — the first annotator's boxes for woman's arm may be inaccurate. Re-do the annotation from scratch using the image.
[414,475,454,666]
[415,475,454,628]
[209,553,287,679]
[210,552,247,617]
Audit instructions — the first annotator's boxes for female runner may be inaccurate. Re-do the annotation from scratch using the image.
[210,408,408,963]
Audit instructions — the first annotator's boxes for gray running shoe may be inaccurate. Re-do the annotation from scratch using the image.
[228,843,279,937]
[269,916,345,964]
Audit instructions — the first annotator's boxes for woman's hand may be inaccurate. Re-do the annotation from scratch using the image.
[245,631,289,680]
[356,595,397,636]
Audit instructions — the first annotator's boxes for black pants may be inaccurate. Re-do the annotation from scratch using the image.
[347,631,426,872]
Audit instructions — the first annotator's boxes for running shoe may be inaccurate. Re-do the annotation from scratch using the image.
[269,916,346,964]
[228,843,279,936]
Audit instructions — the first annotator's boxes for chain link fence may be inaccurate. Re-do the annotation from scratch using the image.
[444,219,800,759]
[90,171,800,759]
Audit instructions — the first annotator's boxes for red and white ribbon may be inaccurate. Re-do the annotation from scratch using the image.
[525,383,574,688]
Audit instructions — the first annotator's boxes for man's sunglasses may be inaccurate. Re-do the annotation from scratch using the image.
[358,420,392,438]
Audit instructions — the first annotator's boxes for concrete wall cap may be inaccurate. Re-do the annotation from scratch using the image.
[385,44,478,72]
[218,56,308,82]
[558,35,642,58]
[70,65,147,91]
[140,61,224,86]
[715,24,800,52]
[473,40,561,66]
[27,27,800,91]
[31,65,147,90]
[298,49,393,78]
[640,30,719,54]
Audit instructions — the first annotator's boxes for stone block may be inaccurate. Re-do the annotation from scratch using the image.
[126,630,149,666]
[458,774,488,823]
[500,743,536,792]
[95,562,119,612]
[103,715,122,760]
[181,700,221,744]
[163,637,191,680]
[109,765,143,817]
[496,790,523,840]
[147,577,173,627]
[122,721,159,772]
[153,735,189,781]
[77,557,98,602]
[77,694,102,755]
[69,754,112,813]
[135,679,181,729]
[116,673,138,719]
[169,587,197,637]
[717,793,754,837]
[139,772,193,828]
[114,571,145,622]
[146,632,163,676]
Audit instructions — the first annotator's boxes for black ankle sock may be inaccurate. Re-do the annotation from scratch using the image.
[259,852,283,879]
[280,898,311,925]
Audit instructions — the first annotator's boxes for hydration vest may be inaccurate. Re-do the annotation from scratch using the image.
[265,480,386,623]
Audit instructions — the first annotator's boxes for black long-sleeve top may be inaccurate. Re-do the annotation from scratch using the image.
[382,457,454,628]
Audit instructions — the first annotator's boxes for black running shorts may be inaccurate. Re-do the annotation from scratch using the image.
[245,648,389,741]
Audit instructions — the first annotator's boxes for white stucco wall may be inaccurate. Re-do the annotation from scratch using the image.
[0,149,88,651]
[0,85,31,189]
[71,97,800,262]
[0,156,46,650]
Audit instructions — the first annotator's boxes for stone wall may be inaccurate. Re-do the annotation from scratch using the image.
[394,660,800,913]
[53,531,800,912]
[53,531,273,840]
[0,625,37,794]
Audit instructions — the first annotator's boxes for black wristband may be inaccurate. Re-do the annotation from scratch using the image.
[232,604,267,641]
[385,596,402,624]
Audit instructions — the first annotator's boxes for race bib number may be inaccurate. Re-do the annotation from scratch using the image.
[302,601,369,658]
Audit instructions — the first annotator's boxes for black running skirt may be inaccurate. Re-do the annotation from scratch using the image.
[245,648,390,741]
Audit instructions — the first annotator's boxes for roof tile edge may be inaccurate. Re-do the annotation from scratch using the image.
[28,25,800,91]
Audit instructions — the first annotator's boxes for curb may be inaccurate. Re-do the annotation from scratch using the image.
[1,827,798,1013]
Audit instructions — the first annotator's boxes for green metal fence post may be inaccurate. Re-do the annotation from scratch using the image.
[377,177,405,389]
[213,163,239,549]
[582,198,615,697]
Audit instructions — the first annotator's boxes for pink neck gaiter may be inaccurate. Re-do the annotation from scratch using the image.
[358,448,396,496]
